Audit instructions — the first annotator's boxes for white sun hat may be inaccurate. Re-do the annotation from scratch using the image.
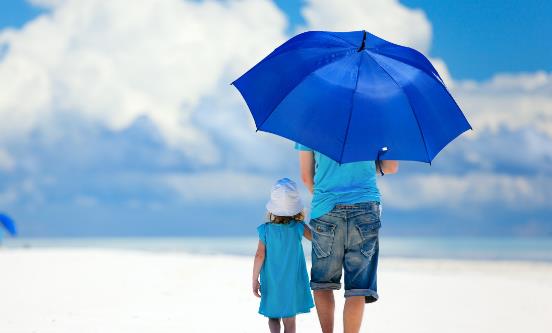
[266,178,304,216]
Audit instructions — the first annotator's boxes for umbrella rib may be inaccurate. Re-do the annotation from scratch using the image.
[263,46,352,66]
[338,54,364,163]
[327,32,358,48]
[364,52,431,163]
[255,51,355,131]
[370,50,471,133]
[375,45,444,84]
[270,31,356,60]
[232,46,347,85]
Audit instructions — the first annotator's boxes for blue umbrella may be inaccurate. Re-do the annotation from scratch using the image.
[0,213,17,236]
[232,30,472,164]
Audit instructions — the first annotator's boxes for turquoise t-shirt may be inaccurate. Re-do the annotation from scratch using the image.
[295,143,381,219]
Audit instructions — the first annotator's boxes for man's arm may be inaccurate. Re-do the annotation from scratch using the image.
[299,151,315,193]
[377,160,399,175]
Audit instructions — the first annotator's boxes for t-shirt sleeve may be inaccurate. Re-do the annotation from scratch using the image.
[257,224,266,244]
[294,142,314,151]
[296,222,305,240]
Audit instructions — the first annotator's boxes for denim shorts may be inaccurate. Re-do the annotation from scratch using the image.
[309,201,381,303]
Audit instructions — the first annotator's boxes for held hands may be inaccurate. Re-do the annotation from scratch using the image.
[252,279,261,298]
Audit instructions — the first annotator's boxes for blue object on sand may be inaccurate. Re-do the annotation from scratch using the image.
[0,213,17,236]
[232,30,472,163]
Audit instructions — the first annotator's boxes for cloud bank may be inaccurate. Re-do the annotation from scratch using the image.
[0,0,550,235]
[0,0,287,164]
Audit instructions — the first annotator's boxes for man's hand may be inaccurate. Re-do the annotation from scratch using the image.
[378,160,399,175]
[252,280,261,298]
[376,147,399,175]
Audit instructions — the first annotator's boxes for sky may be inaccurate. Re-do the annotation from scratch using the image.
[0,0,551,237]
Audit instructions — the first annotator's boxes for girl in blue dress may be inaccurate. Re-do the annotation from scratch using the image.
[252,178,315,333]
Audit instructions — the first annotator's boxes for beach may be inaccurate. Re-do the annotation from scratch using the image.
[1,248,551,333]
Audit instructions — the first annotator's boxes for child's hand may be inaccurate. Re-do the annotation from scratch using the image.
[252,280,261,298]
[303,222,313,241]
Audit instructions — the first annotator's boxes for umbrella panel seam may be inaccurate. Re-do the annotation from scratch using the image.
[338,53,364,164]
[375,45,444,84]
[368,49,471,133]
[327,31,358,48]
[255,49,357,131]
[364,51,431,163]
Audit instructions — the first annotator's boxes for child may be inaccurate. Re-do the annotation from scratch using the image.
[252,178,314,333]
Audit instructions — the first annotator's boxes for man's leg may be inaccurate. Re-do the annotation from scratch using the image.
[310,212,345,333]
[342,202,382,333]
[343,296,365,333]
[314,290,335,333]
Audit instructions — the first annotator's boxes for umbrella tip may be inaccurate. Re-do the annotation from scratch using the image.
[358,30,367,52]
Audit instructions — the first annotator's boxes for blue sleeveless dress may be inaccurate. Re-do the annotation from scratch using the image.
[257,221,314,318]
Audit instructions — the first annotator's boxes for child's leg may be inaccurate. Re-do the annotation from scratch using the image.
[268,318,281,333]
[282,316,296,333]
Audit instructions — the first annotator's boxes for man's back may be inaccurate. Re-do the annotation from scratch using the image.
[295,143,380,219]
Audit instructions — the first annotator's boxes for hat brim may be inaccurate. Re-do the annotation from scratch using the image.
[266,200,304,217]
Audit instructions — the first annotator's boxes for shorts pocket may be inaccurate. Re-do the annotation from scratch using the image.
[310,219,336,259]
[355,221,381,258]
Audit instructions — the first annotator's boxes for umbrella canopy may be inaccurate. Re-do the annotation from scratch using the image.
[232,30,471,164]
[0,213,17,236]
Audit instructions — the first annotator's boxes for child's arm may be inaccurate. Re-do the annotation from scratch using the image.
[302,222,312,241]
[252,240,266,298]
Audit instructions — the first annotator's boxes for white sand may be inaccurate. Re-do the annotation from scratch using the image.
[1,249,551,333]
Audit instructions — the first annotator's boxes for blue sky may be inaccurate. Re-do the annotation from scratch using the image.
[401,0,552,80]
[0,1,43,29]
[0,0,551,237]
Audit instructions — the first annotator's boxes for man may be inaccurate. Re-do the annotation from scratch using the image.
[297,144,398,333]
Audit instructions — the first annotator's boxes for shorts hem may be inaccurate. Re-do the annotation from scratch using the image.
[310,281,341,290]
[344,288,379,303]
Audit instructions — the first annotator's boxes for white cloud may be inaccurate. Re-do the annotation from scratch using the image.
[300,0,432,53]
[453,71,552,138]
[380,173,552,209]
[0,0,439,172]
[0,0,550,217]
[161,171,274,202]
[429,57,454,88]
[0,0,287,164]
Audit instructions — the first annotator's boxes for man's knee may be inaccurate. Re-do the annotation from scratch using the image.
[314,289,334,296]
